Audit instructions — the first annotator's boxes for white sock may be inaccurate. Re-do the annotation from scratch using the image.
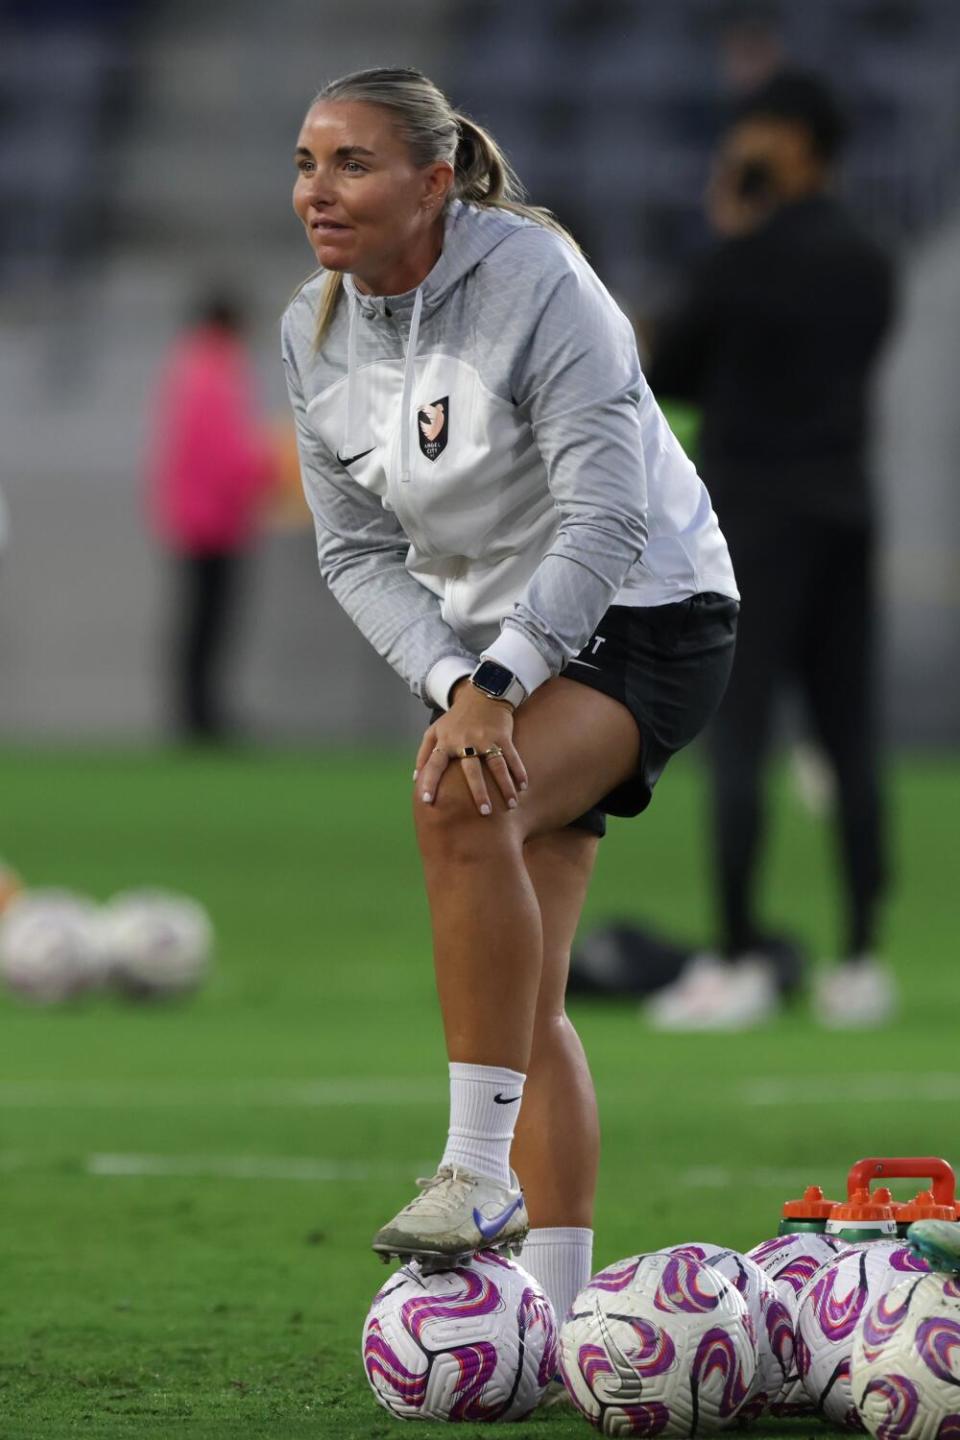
[439,1062,525,1186]
[520,1227,594,1322]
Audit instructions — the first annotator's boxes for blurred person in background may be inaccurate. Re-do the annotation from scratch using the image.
[147,293,276,742]
[283,67,738,1326]
[645,70,897,1031]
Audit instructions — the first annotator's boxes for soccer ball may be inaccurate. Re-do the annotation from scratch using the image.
[747,1231,845,1416]
[100,889,212,997]
[362,1251,557,1421]
[659,1243,794,1421]
[559,1250,757,1435]
[0,890,106,1003]
[797,1241,930,1429]
[852,1272,960,1440]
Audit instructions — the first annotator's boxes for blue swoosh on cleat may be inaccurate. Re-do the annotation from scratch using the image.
[473,1195,525,1241]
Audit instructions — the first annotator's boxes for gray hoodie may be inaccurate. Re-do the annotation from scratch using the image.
[281,200,737,708]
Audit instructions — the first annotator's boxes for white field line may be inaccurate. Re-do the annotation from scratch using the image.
[85,1153,433,1182]
[0,1149,820,1190]
[0,1077,444,1108]
[739,1072,960,1106]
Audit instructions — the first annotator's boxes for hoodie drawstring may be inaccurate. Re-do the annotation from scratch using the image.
[399,285,423,483]
[342,290,359,458]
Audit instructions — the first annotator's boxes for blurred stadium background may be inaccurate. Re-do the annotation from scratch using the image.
[1,3,960,1435]
[1,0,959,743]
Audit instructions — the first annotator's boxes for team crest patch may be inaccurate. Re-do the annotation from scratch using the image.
[417,396,448,461]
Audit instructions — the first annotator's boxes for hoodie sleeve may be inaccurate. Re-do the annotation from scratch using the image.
[282,323,476,707]
[482,237,649,696]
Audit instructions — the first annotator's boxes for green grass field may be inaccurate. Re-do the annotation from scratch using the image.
[1,746,957,1440]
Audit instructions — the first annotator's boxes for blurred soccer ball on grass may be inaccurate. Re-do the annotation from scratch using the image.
[0,889,107,1003]
[100,889,213,999]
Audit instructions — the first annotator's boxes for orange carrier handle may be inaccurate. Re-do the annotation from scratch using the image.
[847,1157,956,1207]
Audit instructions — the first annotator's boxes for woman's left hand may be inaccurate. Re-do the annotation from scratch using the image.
[414,682,528,815]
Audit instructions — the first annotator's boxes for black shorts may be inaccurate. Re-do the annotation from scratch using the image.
[430,593,738,840]
[564,593,739,837]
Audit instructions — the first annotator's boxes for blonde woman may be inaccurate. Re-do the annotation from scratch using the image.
[282,67,739,1322]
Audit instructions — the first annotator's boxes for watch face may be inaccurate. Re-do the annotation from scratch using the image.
[473,660,514,698]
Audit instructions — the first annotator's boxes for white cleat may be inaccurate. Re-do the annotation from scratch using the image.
[814,957,898,1028]
[371,1164,528,1270]
[645,952,779,1031]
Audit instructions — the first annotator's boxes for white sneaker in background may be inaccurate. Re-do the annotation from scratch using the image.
[814,957,898,1028]
[644,952,779,1031]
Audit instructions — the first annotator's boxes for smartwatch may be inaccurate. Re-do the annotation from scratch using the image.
[470,659,526,709]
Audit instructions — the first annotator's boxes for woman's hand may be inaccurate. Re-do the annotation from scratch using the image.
[414,681,529,815]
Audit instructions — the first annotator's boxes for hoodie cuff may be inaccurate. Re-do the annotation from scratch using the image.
[425,656,475,711]
[482,628,553,700]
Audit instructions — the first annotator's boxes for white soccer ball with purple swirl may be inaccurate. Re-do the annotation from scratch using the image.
[559,1250,757,1435]
[797,1242,930,1430]
[852,1272,960,1440]
[747,1232,845,1416]
[100,889,212,997]
[659,1243,794,1421]
[0,890,106,1003]
[362,1251,557,1421]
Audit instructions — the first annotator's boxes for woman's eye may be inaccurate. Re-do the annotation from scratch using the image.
[343,161,366,174]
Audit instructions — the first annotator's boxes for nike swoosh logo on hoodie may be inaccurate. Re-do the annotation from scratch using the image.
[336,446,375,467]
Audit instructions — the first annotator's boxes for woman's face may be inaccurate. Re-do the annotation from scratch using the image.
[293,100,453,295]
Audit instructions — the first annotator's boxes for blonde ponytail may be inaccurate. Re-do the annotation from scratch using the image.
[305,67,579,347]
[452,111,581,252]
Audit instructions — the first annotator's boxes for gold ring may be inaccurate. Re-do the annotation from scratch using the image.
[483,746,504,758]
[457,745,480,760]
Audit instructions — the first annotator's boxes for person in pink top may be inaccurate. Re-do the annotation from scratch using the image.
[148,294,275,740]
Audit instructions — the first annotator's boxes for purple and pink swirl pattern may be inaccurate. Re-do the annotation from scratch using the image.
[936,1415,960,1440]
[795,1328,812,1378]
[617,1401,672,1434]
[889,1247,931,1274]
[860,1288,917,1362]
[363,1317,429,1408]
[766,1297,796,1381]
[577,1341,614,1394]
[860,1374,920,1440]
[401,1268,502,1343]
[749,1237,798,1266]
[811,1262,869,1342]
[655,1256,722,1314]
[776,1254,833,1295]
[625,1318,677,1377]
[692,1327,751,1418]
[915,1317,960,1385]
[518,1285,558,1387]
[447,1342,500,1421]
[587,1258,643,1294]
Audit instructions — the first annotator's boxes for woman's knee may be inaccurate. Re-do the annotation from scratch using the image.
[413,775,524,866]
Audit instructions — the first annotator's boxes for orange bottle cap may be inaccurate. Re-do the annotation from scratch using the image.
[782,1185,840,1220]
[895,1189,956,1223]
[831,1185,897,1221]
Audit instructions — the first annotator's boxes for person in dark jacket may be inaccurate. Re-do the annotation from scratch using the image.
[646,70,897,1030]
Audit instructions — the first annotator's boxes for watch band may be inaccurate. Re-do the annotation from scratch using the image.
[470,659,527,709]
